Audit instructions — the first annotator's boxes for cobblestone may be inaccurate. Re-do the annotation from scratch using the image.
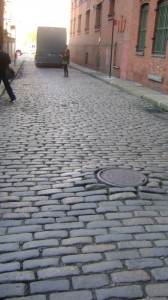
[0,270,35,283]
[30,279,69,293]
[1,60,168,299]
[72,274,108,289]
[49,291,92,300]
[96,285,143,299]
[0,283,25,298]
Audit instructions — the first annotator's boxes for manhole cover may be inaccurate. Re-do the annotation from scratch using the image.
[96,168,147,187]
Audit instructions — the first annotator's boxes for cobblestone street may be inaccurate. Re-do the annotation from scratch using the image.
[1,60,168,299]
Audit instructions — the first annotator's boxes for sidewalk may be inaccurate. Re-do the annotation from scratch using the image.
[0,58,23,96]
[70,62,168,112]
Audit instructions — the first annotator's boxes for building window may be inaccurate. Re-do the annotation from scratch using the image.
[95,2,102,30]
[73,17,76,35]
[70,19,73,35]
[137,4,149,52]
[77,14,82,33]
[153,0,168,55]
[85,9,90,32]
[108,0,115,19]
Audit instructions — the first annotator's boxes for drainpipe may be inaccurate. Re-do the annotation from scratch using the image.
[109,17,114,78]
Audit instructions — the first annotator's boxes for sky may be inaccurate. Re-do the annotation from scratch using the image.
[11,0,71,46]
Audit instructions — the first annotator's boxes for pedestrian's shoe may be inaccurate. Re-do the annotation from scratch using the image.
[10,97,16,103]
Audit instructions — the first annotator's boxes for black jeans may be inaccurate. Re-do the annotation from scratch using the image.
[64,65,68,77]
[0,74,16,100]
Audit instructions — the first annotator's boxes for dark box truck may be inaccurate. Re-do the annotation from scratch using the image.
[35,26,67,67]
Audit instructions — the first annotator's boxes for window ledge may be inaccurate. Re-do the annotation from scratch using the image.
[147,74,163,83]
[113,65,120,69]
[151,54,165,58]
[108,15,114,20]
[135,51,144,56]
[94,28,101,32]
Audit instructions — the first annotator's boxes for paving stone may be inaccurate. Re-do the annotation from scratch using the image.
[139,192,168,200]
[151,267,168,280]
[155,240,168,247]
[35,230,68,239]
[82,244,116,253]
[42,246,78,257]
[111,270,150,283]
[70,228,107,237]
[61,196,84,204]
[25,218,55,225]
[0,233,33,243]
[1,201,32,208]
[146,283,168,297]
[96,285,143,299]
[5,296,46,300]
[79,214,105,222]
[96,233,133,243]
[0,270,35,282]
[45,222,84,230]
[109,192,136,200]
[23,239,59,250]
[62,236,92,246]
[0,283,25,298]
[0,242,19,252]
[38,266,80,279]
[0,249,39,263]
[0,262,20,272]
[62,253,102,264]
[126,258,163,269]
[118,240,152,249]
[30,279,69,293]
[56,216,78,222]
[105,249,140,260]
[82,260,122,273]
[8,225,42,234]
[87,220,121,228]
[72,274,108,289]
[139,247,168,257]
[123,217,154,226]
[145,226,168,235]
[135,232,166,240]
[67,209,95,216]
[2,212,30,219]
[49,291,92,300]
[109,225,144,234]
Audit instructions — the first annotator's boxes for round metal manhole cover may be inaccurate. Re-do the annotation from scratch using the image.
[96,168,147,187]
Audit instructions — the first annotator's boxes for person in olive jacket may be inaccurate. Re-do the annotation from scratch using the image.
[0,46,16,102]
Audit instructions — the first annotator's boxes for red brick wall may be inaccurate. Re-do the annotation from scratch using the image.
[127,0,168,93]
[69,0,168,94]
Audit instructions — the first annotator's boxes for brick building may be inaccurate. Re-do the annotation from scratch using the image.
[69,0,168,94]
[0,0,16,58]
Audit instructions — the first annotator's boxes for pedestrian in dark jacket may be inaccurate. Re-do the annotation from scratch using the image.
[0,47,16,102]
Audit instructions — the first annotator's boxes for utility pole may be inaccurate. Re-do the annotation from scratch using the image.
[109,17,114,78]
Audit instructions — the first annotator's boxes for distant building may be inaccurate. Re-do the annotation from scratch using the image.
[0,0,16,58]
[69,0,168,94]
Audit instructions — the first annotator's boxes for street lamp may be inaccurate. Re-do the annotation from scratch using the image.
[109,17,114,78]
